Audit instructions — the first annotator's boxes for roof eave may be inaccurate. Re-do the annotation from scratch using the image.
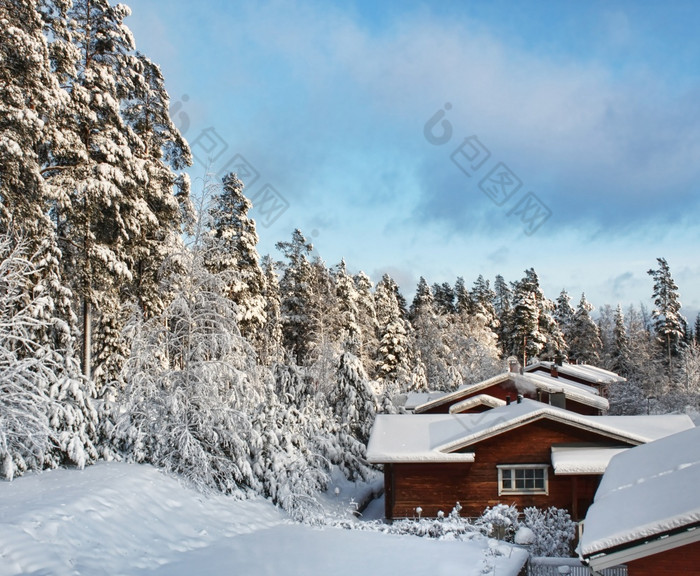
[583,522,700,571]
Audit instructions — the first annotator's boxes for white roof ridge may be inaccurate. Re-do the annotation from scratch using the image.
[449,394,507,413]
[413,372,512,413]
[525,361,626,383]
[435,400,689,454]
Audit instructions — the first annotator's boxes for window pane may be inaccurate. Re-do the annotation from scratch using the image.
[501,469,512,489]
[501,467,546,493]
[534,469,545,489]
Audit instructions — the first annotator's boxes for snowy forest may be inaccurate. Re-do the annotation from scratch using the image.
[2,0,700,519]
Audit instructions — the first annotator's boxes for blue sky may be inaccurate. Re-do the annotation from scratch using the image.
[125,0,700,318]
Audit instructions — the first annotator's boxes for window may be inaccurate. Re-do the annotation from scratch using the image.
[497,465,549,495]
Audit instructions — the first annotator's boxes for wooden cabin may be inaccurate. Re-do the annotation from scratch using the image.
[366,400,693,522]
[413,371,609,416]
[579,426,700,575]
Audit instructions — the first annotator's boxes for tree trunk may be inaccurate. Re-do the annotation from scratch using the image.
[82,297,91,379]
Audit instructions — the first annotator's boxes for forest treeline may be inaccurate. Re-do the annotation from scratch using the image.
[1,0,698,513]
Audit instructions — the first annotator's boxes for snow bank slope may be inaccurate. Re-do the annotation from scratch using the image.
[0,462,284,575]
[0,462,526,576]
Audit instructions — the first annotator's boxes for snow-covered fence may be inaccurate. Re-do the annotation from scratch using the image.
[527,557,627,576]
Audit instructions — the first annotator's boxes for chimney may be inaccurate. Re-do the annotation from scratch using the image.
[517,394,523,404]
[550,363,559,378]
[506,395,511,406]
[508,358,520,373]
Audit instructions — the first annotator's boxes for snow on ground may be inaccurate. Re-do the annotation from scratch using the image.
[0,462,528,576]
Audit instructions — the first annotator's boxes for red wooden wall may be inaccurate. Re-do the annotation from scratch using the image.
[625,540,700,576]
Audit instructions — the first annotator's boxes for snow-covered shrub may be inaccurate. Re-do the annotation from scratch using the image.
[476,503,519,540]
[0,237,97,479]
[250,377,331,521]
[111,248,263,495]
[522,506,576,557]
[339,502,476,540]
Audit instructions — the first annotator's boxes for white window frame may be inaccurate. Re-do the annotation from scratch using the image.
[497,464,549,496]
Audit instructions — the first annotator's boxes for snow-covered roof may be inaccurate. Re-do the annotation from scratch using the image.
[413,372,608,414]
[366,414,476,463]
[551,446,628,475]
[404,391,449,411]
[521,372,609,411]
[367,399,694,464]
[449,394,506,414]
[525,362,625,384]
[580,425,700,567]
[523,371,600,395]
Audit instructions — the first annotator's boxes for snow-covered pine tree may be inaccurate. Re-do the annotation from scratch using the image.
[554,289,574,331]
[510,269,564,365]
[648,257,686,370]
[493,274,512,355]
[122,52,192,319]
[249,381,330,520]
[410,278,454,390]
[0,0,63,234]
[539,296,568,364]
[276,229,315,365]
[432,281,456,315]
[37,0,192,388]
[333,259,360,353]
[597,304,615,367]
[0,0,79,353]
[568,293,603,364]
[353,271,379,378]
[330,352,377,445]
[553,289,574,360]
[375,274,416,394]
[258,255,284,366]
[611,304,631,375]
[454,276,472,315]
[204,172,266,353]
[305,256,341,386]
[469,275,499,334]
[40,0,140,380]
[510,271,545,365]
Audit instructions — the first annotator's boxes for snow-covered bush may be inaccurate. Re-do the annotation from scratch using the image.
[110,248,262,495]
[0,237,97,479]
[476,503,520,540]
[250,375,331,520]
[521,506,576,557]
[330,502,477,540]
